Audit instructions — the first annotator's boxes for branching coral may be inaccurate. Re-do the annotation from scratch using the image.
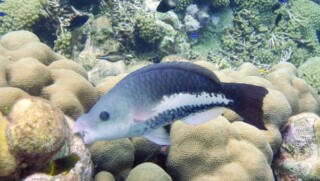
[0,0,48,34]
[220,2,320,67]
[135,14,164,45]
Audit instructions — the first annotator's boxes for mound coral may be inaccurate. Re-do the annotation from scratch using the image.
[89,139,135,179]
[6,97,68,165]
[126,162,172,181]
[0,98,93,180]
[94,171,116,181]
[0,30,98,119]
[265,62,320,114]
[167,117,274,181]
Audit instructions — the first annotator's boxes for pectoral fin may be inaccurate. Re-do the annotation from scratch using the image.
[143,127,171,145]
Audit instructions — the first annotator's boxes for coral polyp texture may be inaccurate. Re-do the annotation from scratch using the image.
[0,30,98,119]
[167,117,274,181]
[0,97,93,180]
[0,0,48,34]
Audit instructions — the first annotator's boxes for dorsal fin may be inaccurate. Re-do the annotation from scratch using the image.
[124,62,221,84]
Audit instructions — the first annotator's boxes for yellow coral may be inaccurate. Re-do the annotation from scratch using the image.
[6,97,68,164]
[0,114,17,178]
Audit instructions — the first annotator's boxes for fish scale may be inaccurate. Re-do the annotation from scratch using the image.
[73,62,268,145]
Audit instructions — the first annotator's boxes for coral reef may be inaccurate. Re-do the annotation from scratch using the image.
[126,162,172,181]
[0,30,98,119]
[274,113,320,180]
[220,0,320,67]
[298,57,320,93]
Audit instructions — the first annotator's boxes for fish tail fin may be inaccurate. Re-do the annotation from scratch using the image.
[222,83,268,130]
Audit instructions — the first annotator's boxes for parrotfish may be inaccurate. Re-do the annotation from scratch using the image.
[73,62,268,145]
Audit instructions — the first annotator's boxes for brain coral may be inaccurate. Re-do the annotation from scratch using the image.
[0,30,98,119]
[166,117,274,181]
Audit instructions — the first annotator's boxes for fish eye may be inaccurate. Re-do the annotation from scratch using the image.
[99,111,110,121]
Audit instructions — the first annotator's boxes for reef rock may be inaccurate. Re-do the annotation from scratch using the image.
[274,113,320,180]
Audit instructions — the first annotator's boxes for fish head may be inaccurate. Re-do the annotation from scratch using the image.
[72,97,136,144]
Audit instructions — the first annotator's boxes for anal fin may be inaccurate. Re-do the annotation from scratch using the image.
[182,107,226,125]
[144,127,171,145]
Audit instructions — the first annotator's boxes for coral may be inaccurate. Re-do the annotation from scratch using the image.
[0,87,29,115]
[41,69,98,118]
[0,0,48,34]
[54,32,72,58]
[95,73,128,97]
[0,98,93,180]
[8,58,53,95]
[48,59,88,79]
[265,62,320,115]
[274,113,320,180]
[131,137,161,163]
[91,16,119,52]
[89,139,134,178]
[298,57,320,93]
[166,117,274,181]
[184,15,200,32]
[126,162,172,181]
[220,0,320,67]
[209,0,230,7]
[156,12,182,30]
[0,30,98,119]
[6,97,68,165]
[87,61,126,85]
[94,171,115,181]
[135,14,164,44]
[23,116,93,181]
[0,114,17,178]
[176,0,193,11]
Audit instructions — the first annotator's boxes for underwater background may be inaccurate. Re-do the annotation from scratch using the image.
[0,0,320,180]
